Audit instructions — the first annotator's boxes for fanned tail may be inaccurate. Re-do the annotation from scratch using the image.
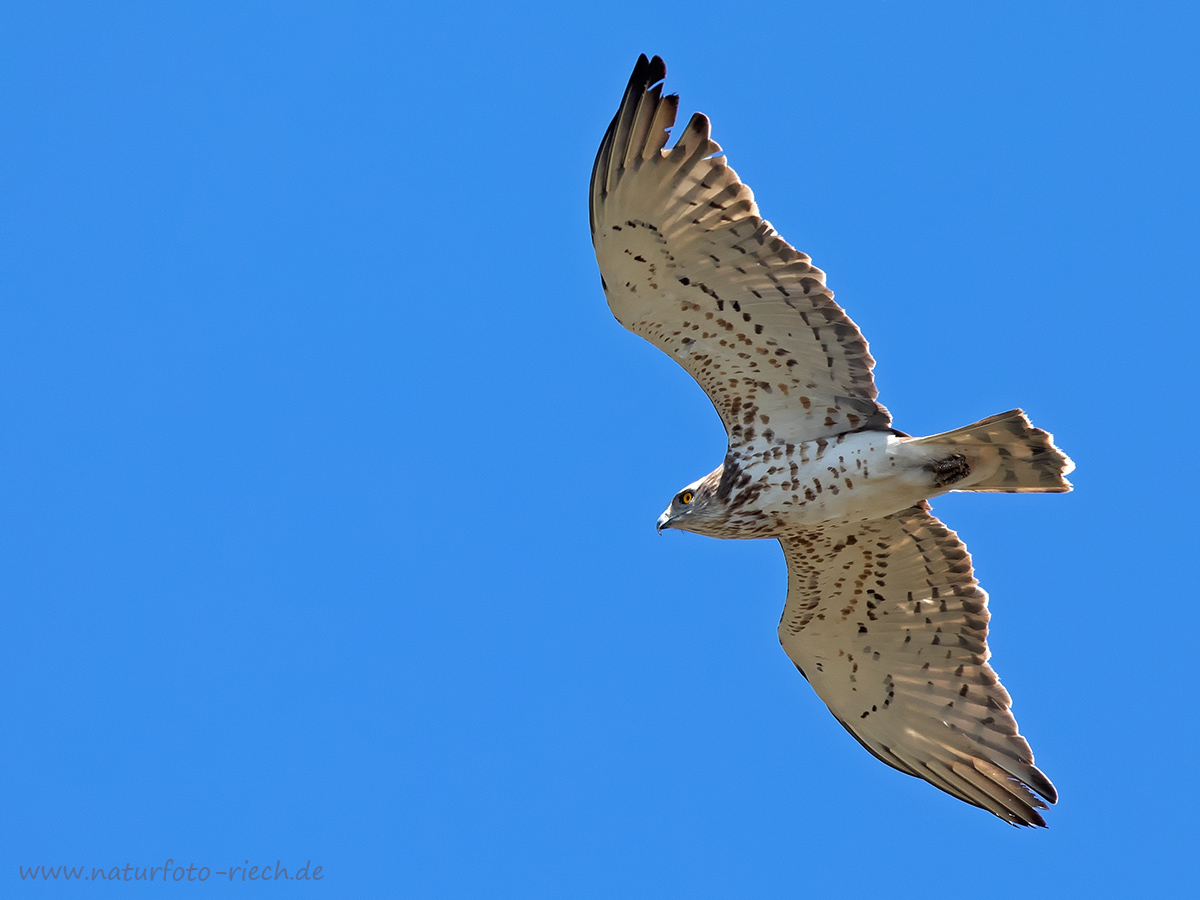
[911,409,1074,493]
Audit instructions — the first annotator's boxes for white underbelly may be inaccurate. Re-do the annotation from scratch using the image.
[746,432,936,527]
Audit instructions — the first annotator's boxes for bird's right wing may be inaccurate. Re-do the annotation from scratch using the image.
[590,55,890,448]
[777,504,1056,826]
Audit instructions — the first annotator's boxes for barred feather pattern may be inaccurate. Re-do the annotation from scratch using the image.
[778,504,1056,826]
[590,55,890,447]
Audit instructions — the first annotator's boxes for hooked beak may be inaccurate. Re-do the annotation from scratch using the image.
[656,511,672,534]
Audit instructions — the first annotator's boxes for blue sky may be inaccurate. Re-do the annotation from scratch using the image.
[4,2,1198,896]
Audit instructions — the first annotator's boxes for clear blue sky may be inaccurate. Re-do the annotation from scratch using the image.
[4,2,1198,896]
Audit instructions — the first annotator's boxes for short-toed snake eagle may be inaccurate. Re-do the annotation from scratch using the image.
[590,55,1073,827]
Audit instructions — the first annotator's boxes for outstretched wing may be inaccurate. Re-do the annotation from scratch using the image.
[590,55,889,447]
[777,504,1056,826]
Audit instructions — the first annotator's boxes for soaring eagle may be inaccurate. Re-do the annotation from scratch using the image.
[590,55,1072,826]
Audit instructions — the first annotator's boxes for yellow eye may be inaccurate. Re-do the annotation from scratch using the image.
[680,491,694,505]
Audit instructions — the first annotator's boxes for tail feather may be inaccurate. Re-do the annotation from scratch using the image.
[911,410,1074,493]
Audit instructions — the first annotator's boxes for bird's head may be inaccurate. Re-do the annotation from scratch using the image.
[656,468,729,537]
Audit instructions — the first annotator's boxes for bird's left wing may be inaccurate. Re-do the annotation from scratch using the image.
[590,55,890,447]
[777,504,1057,826]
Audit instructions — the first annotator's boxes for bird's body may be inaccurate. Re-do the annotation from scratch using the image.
[591,56,1073,827]
[659,430,992,539]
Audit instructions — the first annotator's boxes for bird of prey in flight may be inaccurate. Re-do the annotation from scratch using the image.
[589,55,1073,826]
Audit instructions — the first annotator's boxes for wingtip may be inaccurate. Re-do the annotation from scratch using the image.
[1015,810,1049,829]
[629,54,667,92]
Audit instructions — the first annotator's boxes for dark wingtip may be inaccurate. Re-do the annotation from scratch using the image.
[590,55,671,239]
[647,54,666,84]
[629,54,666,92]
[1028,768,1059,806]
